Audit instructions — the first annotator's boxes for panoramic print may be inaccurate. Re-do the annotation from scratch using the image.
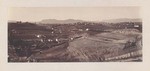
[8,7,142,62]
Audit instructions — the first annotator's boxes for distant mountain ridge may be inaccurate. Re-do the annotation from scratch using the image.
[9,18,142,24]
[102,18,142,23]
[39,19,84,24]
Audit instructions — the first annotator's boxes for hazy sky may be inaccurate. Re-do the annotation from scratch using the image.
[8,7,140,22]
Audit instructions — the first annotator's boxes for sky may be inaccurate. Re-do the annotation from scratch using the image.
[8,7,141,22]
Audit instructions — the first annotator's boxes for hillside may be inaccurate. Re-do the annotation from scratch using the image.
[8,19,142,62]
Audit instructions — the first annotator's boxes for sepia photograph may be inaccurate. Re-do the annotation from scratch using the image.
[8,7,142,62]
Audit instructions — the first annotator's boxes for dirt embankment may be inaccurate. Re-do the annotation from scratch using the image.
[28,32,142,62]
